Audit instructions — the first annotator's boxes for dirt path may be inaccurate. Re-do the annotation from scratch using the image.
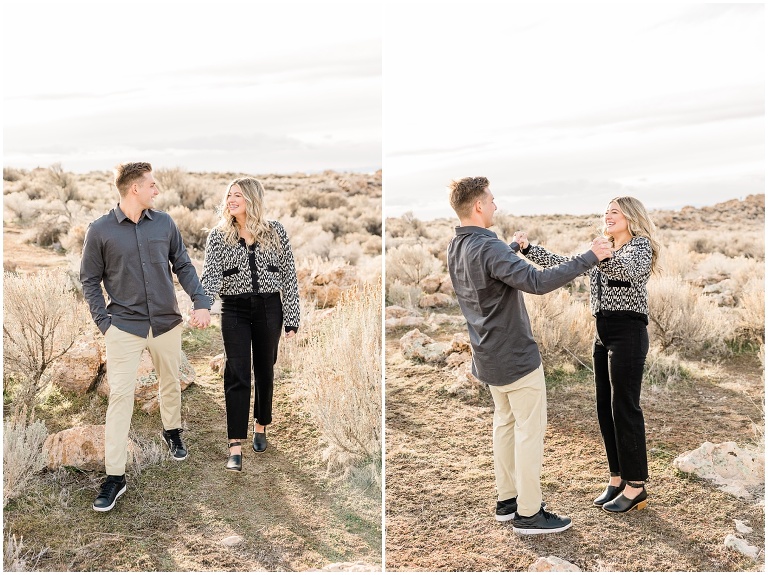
[2,229,381,571]
[384,322,765,572]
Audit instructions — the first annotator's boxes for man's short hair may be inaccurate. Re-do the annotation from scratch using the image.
[114,162,152,196]
[449,176,490,219]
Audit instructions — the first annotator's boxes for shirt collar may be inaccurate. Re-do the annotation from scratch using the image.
[114,204,153,223]
[454,225,497,239]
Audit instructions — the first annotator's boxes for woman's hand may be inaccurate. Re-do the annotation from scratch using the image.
[285,329,297,340]
[513,231,529,249]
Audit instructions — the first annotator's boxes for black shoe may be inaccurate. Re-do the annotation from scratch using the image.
[495,497,547,522]
[593,481,626,507]
[252,428,267,453]
[162,428,188,461]
[226,441,242,472]
[93,474,127,512]
[603,487,648,513]
[512,508,572,535]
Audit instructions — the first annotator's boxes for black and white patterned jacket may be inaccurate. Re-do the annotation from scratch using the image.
[201,221,301,331]
[521,236,652,320]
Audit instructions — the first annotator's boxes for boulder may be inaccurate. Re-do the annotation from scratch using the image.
[385,305,413,319]
[734,519,753,534]
[51,330,103,395]
[219,535,243,547]
[98,350,196,413]
[672,441,764,499]
[399,329,449,364]
[438,275,455,295]
[299,264,358,308]
[385,316,423,329]
[528,556,581,572]
[43,424,138,472]
[445,351,471,368]
[449,332,471,353]
[419,274,443,294]
[418,293,454,308]
[724,534,759,559]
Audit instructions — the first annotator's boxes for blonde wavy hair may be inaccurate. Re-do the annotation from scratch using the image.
[215,177,279,250]
[602,196,661,274]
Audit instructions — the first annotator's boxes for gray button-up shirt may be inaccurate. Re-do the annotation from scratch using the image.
[80,205,211,338]
[447,225,599,386]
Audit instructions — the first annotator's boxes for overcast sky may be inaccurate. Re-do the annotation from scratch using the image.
[384,2,764,218]
[3,0,382,174]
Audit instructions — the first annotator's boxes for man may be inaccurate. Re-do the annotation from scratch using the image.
[81,162,212,512]
[446,176,612,535]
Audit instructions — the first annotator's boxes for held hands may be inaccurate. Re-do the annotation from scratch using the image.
[188,308,211,329]
[590,237,613,261]
[513,231,529,249]
[285,329,297,340]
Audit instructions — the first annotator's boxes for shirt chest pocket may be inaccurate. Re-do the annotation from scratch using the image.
[149,238,168,264]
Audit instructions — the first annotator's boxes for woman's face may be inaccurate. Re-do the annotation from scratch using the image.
[604,202,629,236]
[226,184,247,219]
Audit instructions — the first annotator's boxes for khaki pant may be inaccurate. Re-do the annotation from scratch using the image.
[488,363,547,517]
[104,325,183,475]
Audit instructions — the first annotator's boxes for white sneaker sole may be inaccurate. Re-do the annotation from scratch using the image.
[162,432,188,461]
[92,484,126,512]
[495,512,515,522]
[513,521,572,535]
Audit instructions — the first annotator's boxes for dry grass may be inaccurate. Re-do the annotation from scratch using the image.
[293,281,382,486]
[2,413,48,507]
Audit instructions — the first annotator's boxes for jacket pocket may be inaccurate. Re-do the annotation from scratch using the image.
[223,267,239,278]
[607,279,631,288]
[267,264,279,273]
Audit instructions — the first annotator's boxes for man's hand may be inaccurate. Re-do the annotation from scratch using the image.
[189,308,211,329]
[591,237,613,261]
[513,231,529,249]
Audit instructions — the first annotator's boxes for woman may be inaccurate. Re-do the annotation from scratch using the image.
[199,177,300,472]
[514,196,660,513]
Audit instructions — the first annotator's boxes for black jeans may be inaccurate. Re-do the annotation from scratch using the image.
[593,314,649,481]
[221,293,283,439]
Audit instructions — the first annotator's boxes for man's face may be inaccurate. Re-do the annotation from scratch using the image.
[478,188,497,228]
[134,172,159,209]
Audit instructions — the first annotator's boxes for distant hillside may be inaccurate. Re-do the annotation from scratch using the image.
[652,194,764,230]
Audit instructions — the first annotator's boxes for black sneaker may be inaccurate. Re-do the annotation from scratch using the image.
[495,497,547,522]
[93,474,126,512]
[162,428,188,461]
[512,508,572,535]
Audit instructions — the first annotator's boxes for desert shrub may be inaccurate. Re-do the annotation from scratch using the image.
[3,411,48,507]
[24,212,70,247]
[643,346,690,389]
[386,243,443,286]
[3,532,47,572]
[386,279,422,309]
[647,276,728,354]
[317,210,353,238]
[490,212,519,241]
[329,240,363,265]
[3,270,88,419]
[296,281,381,484]
[154,167,208,209]
[127,431,167,475]
[659,242,698,278]
[735,276,765,345]
[46,163,80,202]
[3,167,25,182]
[166,205,217,250]
[280,215,334,259]
[295,189,348,210]
[525,290,593,370]
[386,212,428,239]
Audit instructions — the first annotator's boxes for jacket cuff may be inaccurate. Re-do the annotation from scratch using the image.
[285,326,298,334]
